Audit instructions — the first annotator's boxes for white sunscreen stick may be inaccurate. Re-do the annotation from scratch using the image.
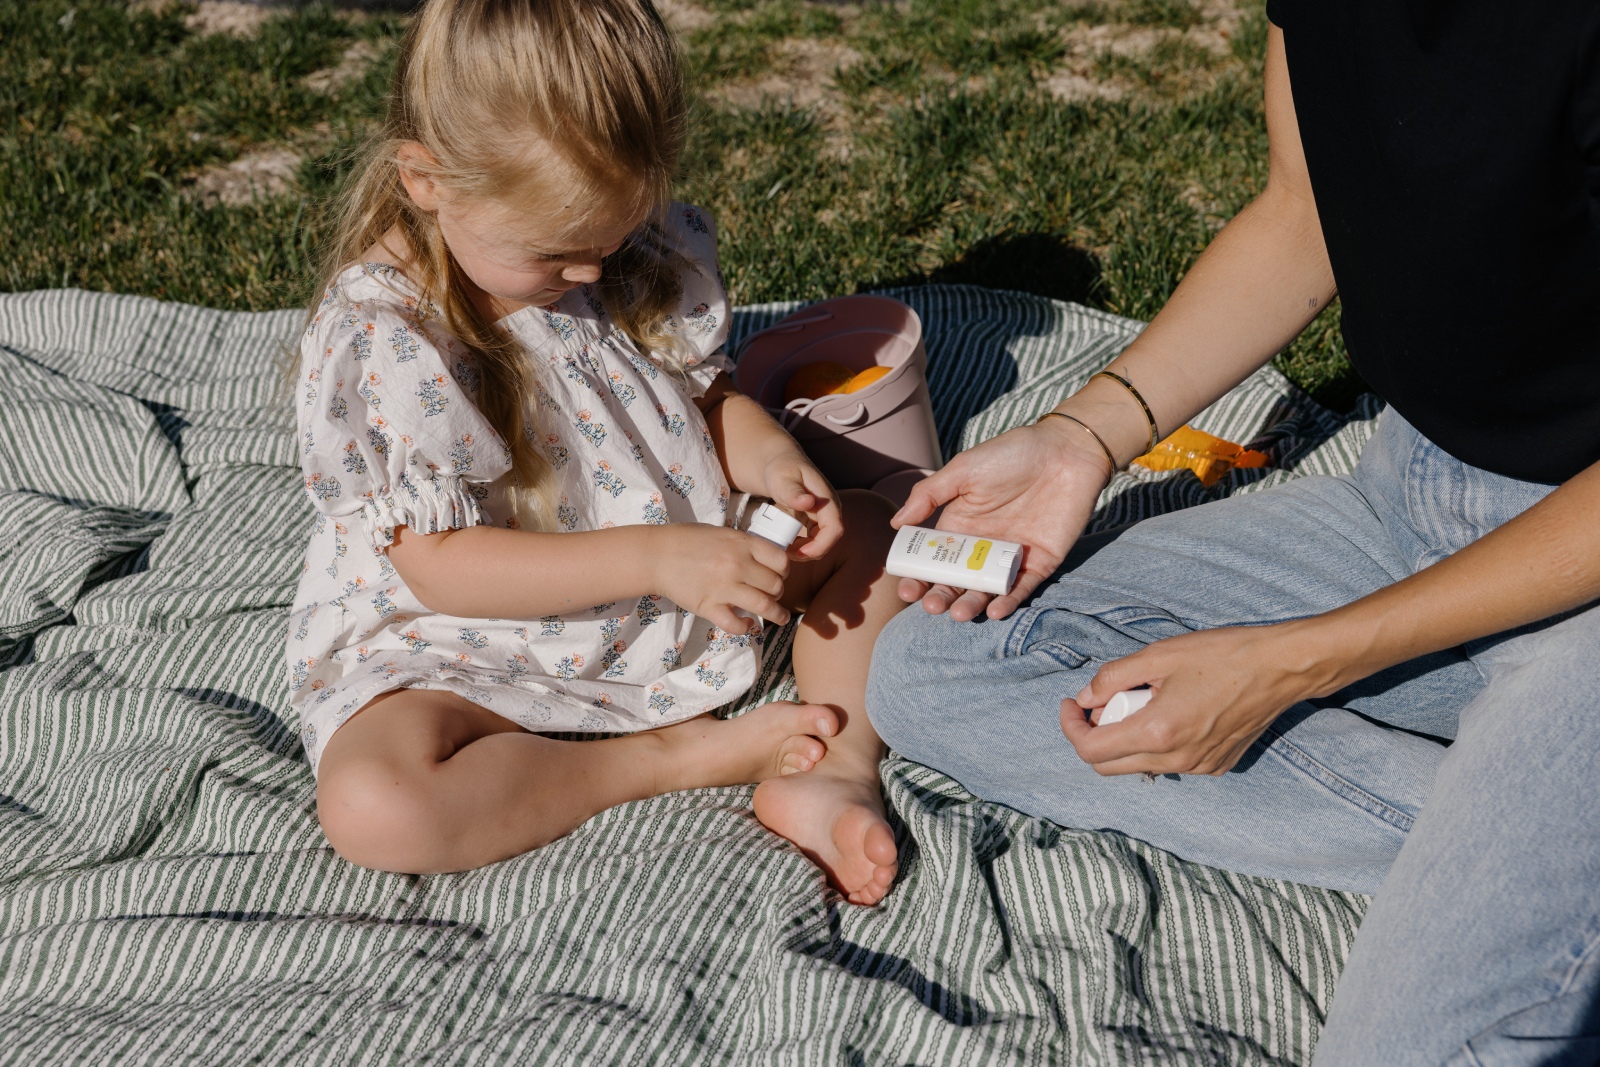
[734,504,803,622]
[1098,688,1153,725]
[884,525,1023,596]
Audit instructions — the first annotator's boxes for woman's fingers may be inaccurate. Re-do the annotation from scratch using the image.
[984,564,1050,620]
[898,576,931,603]
[898,543,1051,620]
[1061,699,1219,775]
[917,583,963,614]
[1059,626,1309,778]
[912,582,996,620]
[945,588,994,622]
[1075,654,1159,709]
[891,467,960,529]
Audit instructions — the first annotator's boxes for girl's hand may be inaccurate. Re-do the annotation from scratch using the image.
[698,383,845,560]
[892,417,1111,622]
[1060,619,1337,777]
[761,455,844,561]
[651,523,793,635]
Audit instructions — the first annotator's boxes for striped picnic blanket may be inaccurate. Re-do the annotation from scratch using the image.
[0,286,1378,1066]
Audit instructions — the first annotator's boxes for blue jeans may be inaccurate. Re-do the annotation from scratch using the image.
[867,410,1600,1066]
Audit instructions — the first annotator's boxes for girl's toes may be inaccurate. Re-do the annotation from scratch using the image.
[777,735,825,775]
[864,821,897,866]
[807,704,839,738]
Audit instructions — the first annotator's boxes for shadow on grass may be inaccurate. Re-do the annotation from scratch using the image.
[879,232,1103,307]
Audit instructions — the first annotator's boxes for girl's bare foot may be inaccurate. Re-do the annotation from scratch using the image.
[752,758,898,905]
[650,701,839,793]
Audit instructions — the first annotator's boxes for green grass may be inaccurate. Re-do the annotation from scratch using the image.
[1,0,402,308]
[0,0,1365,410]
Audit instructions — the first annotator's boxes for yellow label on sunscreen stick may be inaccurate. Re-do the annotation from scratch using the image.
[966,540,992,570]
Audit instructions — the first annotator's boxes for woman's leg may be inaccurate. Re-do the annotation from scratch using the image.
[316,689,839,873]
[868,460,1485,893]
[753,488,909,904]
[1313,602,1600,1067]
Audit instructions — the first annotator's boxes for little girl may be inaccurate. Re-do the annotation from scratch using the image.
[287,0,903,904]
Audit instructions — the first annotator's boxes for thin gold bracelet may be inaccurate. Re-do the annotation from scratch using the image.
[1092,369,1159,454]
[1038,411,1116,486]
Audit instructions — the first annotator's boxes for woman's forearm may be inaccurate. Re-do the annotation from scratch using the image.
[387,523,661,618]
[1057,25,1338,466]
[1293,459,1600,696]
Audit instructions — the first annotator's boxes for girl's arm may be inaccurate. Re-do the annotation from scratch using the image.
[698,373,846,559]
[386,521,794,632]
[1066,456,1600,776]
[387,373,825,630]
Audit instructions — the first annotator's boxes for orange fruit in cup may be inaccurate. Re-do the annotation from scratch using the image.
[841,365,891,392]
[784,361,855,403]
[783,362,893,403]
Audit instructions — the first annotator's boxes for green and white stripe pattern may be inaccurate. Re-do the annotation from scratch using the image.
[0,286,1375,1065]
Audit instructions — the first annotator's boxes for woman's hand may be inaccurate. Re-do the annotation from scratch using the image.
[650,523,793,635]
[1060,619,1338,776]
[892,416,1112,621]
[760,454,844,561]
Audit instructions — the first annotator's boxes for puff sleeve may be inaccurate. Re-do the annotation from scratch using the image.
[657,203,734,398]
[297,286,511,553]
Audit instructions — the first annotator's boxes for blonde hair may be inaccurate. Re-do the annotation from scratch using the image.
[311,0,689,530]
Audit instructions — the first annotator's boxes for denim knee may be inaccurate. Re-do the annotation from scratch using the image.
[865,606,953,760]
[865,599,1137,765]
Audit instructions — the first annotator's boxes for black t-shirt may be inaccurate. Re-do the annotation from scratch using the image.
[1266,0,1600,484]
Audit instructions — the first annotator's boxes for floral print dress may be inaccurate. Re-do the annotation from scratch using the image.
[287,204,756,775]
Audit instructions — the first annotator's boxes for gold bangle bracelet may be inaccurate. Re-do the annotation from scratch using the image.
[1092,369,1159,454]
[1038,411,1116,485]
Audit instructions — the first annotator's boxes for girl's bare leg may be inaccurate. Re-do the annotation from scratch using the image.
[316,690,839,873]
[753,489,909,905]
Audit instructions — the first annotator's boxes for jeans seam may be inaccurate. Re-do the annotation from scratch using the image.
[1004,606,1043,658]
[1262,719,1416,832]
[1557,923,1600,997]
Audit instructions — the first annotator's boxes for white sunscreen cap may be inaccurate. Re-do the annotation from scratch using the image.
[746,503,803,548]
[1098,688,1153,726]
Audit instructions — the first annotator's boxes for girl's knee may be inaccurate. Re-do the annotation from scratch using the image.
[316,760,455,873]
[838,488,899,549]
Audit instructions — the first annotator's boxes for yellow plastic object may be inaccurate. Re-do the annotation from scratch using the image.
[843,365,892,392]
[1131,425,1269,487]
[783,362,894,404]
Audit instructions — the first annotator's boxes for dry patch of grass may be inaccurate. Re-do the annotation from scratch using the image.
[130,0,276,36]
[190,147,302,206]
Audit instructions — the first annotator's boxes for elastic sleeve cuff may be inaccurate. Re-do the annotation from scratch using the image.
[360,472,484,552]
[680,348,734,399]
